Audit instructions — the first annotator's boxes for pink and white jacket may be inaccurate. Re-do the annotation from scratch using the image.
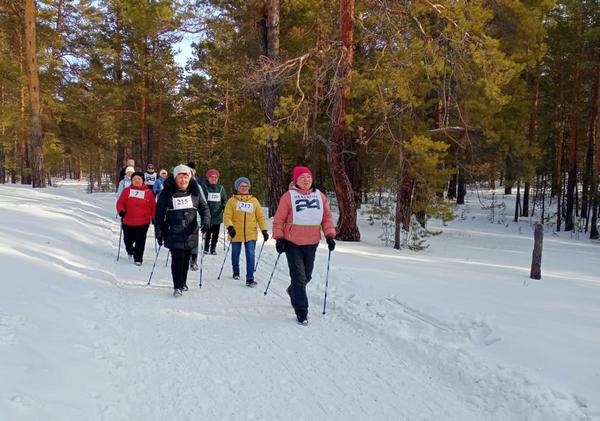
[272,185,336,246]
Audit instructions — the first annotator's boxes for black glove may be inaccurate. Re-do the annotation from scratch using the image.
[201,223,209,234]
[326,236,336,251]
[227,226,236,238]
[262,230,269,242]
[156,234,163,246]
[275,239,285,254]
[119,210,126,218]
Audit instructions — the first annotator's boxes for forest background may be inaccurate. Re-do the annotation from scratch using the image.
[0,0,598,246]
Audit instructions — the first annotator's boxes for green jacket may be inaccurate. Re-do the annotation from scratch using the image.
[202,182,228,225]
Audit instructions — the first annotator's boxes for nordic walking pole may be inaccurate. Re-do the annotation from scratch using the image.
[116,223,123,261]
[217,241,231,280]
[147,246,162,286]
[165,250,170,267]
[199,234,205,288]
[322,250,332,315]
[254,239,266,272]
[223,223,226,251]
[263,253,281,296]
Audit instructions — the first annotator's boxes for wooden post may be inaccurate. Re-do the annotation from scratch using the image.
[530,223,543,280]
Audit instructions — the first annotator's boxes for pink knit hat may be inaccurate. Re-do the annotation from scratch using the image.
[292,166,313,184]
[206,168,220,178]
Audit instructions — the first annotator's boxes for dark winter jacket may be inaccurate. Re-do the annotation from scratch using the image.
[116,184,156,226]
[202,182,228,225]
[154,176,211,250]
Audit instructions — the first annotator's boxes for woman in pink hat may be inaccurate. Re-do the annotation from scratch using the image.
[272,166,336,325]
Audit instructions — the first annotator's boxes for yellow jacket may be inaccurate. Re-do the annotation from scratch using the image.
[223,195,267,242]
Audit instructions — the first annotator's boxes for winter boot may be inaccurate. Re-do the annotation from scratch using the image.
[296,309,308,325]
[190,260,199,271]
[233,273,240,280]
[246,279,257,288]
[134,261,142,266]
[182,284,189,291]
[173,288,183,297]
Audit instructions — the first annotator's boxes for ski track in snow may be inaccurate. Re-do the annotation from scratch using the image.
[0,183,595,420]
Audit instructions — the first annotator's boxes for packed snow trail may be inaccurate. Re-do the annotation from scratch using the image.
[0,183,594,420]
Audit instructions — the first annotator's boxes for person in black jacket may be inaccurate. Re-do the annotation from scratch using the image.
[154,164,211,297]
[118,158,136,183]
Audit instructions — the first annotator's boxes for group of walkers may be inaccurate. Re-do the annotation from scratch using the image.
[115,158,336,324]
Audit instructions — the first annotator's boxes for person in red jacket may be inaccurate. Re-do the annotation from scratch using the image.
[272,166,336,325]
[116,171,156,265]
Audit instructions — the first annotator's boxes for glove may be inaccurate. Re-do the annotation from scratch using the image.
[119,210,126,218]
[275,239,285,254]
[201,223,209,234]
[326,236,336,251]
[262,230,269,242]
[227,226,236,238]
[156,234,163,246]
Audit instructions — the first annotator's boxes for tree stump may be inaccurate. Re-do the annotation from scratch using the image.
[530,223,543,280]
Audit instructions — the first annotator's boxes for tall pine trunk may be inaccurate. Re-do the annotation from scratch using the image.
[589,62,600,239]
[394,133,414,249]
[555,71,565,230]
[523,65,541,217]
[258,0,285,217]
[564,13,583,231]
[327,0,360,241]
[24,0,45,187]
[0,85,5,183]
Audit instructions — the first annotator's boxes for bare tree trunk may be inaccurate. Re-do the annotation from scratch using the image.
[530,223,543,280]
[0,84,5,184]
[115,145,124,189]
[553,71,565,199]
[457,165,466,205]
[565,14,583,231]
[523,64,541,217]
[140,51,148,168]
[258,0,285,217]
[327,0,360,241]
[24,0,45,187]
[19,61,30,184]
[581,126,594,220]
[514,180,521,222]
[589,62,600,239]
[394,127,411,250]
[504,153,513,195]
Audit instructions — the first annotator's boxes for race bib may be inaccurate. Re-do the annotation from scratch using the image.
[207,192,221,202]
[290,189,324,226]
[129,189,145,200]
[236,200,254,213]
[172,195,194,210]
[145,173,157,185]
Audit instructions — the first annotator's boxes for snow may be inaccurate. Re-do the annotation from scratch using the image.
[0,182,598,420]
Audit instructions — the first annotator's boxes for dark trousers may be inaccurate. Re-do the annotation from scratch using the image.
[284,241,318,315]
[122,223,150,263]
[170,249,192,289]
[203,224,221,253]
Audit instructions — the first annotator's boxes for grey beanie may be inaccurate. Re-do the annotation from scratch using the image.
[234,177,251,191]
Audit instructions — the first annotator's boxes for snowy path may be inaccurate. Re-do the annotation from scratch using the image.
[0,183,595,420]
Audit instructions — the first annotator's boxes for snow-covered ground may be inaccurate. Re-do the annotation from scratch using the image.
[0,182,598,420]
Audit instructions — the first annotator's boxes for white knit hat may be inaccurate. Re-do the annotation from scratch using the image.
[125,166,135,174]
[173,164,191,177]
